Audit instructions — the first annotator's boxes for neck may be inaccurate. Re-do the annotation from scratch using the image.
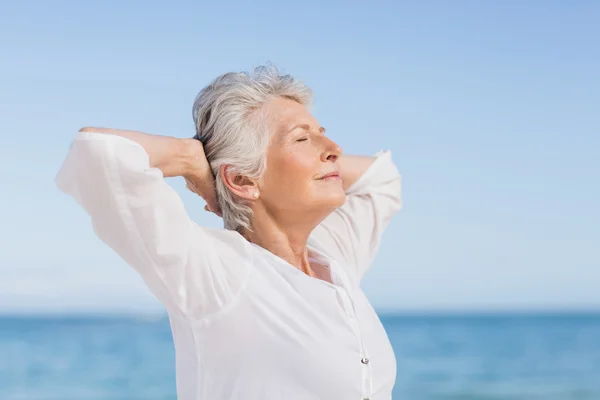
[243,207,319,277]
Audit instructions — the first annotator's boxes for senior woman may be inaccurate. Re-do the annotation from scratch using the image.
[56,65,402,400]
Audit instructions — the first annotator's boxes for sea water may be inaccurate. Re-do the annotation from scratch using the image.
[1,313,599,399]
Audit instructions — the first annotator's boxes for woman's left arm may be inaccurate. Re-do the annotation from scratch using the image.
[338,155,376,191]
[309,151,402,279]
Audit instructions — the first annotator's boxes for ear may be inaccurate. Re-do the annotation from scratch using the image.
[220,164,259,201]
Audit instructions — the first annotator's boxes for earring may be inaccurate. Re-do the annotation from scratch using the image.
[253,191,259,199]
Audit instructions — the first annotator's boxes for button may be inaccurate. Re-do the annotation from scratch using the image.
[361,356,370,365]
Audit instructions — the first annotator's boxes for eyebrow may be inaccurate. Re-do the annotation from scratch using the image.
[288,124,326,134]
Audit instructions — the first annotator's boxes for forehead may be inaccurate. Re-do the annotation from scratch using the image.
[266,97,319,135]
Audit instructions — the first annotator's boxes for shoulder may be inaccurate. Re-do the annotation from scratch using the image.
[192,224,255,264]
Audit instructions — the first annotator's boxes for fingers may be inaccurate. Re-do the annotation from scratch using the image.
[185,178,198,193]
[207,201,222,217]
[185,178,222,217]
[203,200,222,217]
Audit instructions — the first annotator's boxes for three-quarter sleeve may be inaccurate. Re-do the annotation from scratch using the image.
[55,131,250,318]
[309,151,402,280]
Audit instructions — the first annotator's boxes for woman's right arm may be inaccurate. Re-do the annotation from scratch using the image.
[55,128,250,318]
[79,127,201,175]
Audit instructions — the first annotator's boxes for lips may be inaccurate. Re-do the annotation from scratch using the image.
[318,172,341,180]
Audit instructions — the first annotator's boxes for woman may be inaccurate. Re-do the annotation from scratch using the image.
[56,65,402,400]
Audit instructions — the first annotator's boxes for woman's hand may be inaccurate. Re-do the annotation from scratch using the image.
[181,139,222,217]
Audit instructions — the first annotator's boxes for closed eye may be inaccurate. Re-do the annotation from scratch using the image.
[296,137,309,142]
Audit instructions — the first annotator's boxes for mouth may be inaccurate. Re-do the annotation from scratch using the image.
[317,172,341,181]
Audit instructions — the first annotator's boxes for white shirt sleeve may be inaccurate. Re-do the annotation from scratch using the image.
[55,131,250,318]
[308,151,402,280]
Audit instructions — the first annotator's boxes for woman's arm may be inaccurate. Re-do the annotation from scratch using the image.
[78,127,219,211]
[338,155,376,191]
[309,151,402,279]
[79,127,199,177]
[56,128,248,317]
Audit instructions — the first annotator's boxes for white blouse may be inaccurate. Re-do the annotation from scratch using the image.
[55,131,403,400]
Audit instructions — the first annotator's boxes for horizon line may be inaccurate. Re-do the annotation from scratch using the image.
[1,307,599,319]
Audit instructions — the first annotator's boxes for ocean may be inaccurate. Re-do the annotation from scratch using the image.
[1,313,599,399]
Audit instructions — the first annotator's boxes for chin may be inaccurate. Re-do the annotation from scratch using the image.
[319,190,346,210]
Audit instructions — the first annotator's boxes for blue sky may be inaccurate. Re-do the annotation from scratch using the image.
[1,1,598,314]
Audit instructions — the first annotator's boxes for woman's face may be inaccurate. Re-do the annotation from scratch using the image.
[258,97,345,223]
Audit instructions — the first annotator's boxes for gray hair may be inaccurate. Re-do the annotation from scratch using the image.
[192,65,313,232]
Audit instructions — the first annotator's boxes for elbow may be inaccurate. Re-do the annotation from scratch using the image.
[79,126,107,133]
[388,177,403,213]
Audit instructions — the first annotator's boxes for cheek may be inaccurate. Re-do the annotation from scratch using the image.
[264,151,316,195]
[283,154,314,180]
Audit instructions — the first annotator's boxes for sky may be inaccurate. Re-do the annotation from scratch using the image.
[1,1,598,314]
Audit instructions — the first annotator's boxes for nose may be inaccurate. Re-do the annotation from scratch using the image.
[321,137,342,163]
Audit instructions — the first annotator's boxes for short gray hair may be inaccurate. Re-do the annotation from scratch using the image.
[192,65,313,232]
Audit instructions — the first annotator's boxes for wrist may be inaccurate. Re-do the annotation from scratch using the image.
[153,138,195,178]
[179,138,208,178]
